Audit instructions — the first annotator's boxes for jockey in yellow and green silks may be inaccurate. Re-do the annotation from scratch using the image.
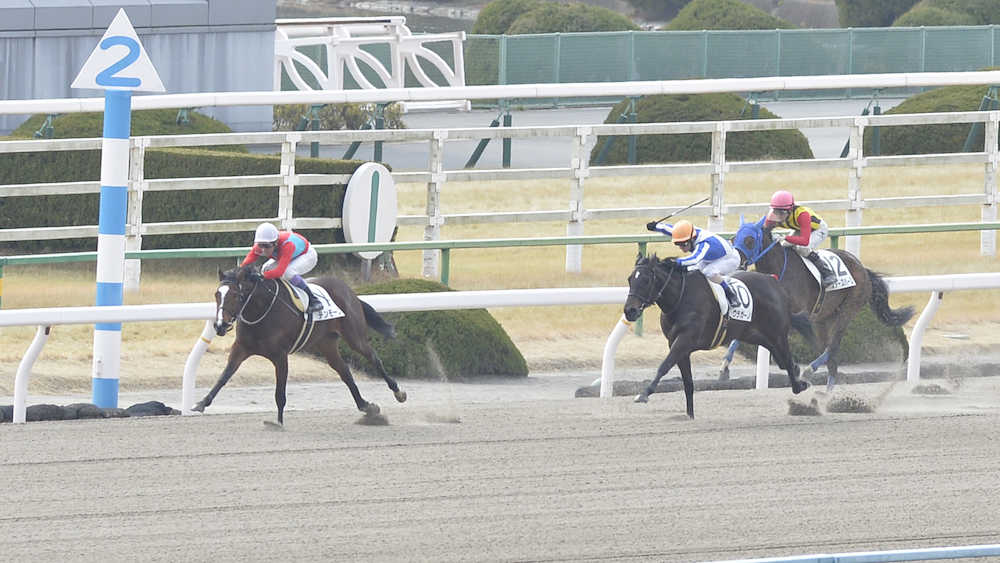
[765,190,836,287]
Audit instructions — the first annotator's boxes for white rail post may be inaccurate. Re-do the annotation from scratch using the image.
[13,326,50,424]
[983,112,998,257]
[755,346,770,390]
[278,133,299,231]
[845,119,865,257]
[708,123,726,233]
[600,316,631,399]
[182,320,216,415]
[423,131,446,278]
[124,137,146,291]
[907,291,943,384]
[566,126,593,273]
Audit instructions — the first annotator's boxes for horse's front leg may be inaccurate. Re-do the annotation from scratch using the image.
[677,354,696,419]
[193,341,252,412]
[635,339,691,404]
[269,353,289,426]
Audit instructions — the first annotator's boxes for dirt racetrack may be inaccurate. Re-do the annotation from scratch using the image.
[3,375,1000,562]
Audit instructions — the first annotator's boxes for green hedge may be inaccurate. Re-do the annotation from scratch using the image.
[591,93,814,164]
[835,0,920,27]
[11,108,242,151]
[865,83,996,156]
[0,144,364,253]
[665,0,795,30]
[345,278,529,380]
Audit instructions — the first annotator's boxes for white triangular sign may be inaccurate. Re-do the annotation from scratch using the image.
[72,9,165,92]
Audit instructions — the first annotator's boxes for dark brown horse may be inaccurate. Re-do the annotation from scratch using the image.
[194,265,406,425]
[727,215,914,390]
[625,254,813,418]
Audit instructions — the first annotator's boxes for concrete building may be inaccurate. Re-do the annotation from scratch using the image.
[0,0,276,134]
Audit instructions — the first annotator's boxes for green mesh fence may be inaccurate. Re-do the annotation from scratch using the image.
[281,26,1000,105]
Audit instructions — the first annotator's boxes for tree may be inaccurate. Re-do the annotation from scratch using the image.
[835,0,920,27]
[665,0,795,30]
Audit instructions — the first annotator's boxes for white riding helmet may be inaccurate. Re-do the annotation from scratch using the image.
[254,222,279,244]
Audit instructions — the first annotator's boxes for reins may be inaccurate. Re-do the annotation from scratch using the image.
[744,234,788,280]
[235,279,279,325]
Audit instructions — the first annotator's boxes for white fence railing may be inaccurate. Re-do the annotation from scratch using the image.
[709,543,1000,563]
[2,110,998,284]
[2,272,997,423]
[2,71,1000,282]
[599,272,1000,399]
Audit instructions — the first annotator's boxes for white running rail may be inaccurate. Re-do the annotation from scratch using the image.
[599,272,1000,399]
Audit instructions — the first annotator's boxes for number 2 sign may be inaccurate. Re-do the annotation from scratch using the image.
[72,9,164,93]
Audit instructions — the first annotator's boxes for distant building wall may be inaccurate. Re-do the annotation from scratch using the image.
[0,0,276,135]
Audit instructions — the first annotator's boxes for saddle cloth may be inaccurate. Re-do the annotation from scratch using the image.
[284,281,346,321]
[708,278,753,322]
[800,250,856,291]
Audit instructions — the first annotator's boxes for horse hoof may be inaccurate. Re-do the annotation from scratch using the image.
[801,366,814,380]
[263,420,284,431]
[634,394,649,404]
[719,366,730,381]
[364,403,381,416]
[793,380,810,394]
[394,390,407,403]
[192,402,206,413]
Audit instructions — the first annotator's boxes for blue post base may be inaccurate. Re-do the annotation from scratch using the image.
[92,377,119,408]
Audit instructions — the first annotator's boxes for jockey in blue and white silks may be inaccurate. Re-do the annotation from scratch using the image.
[646,219,742,306]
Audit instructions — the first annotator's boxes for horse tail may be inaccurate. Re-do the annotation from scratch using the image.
[361,299,396,339]
[790,312,815,347]
[867,268,915,326]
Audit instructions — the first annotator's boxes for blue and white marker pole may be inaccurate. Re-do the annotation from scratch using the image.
[72,9,164,407]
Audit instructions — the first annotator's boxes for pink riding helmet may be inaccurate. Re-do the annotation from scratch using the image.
[766,190,795,225]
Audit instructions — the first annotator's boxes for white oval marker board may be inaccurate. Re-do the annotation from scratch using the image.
[343,162,398,259]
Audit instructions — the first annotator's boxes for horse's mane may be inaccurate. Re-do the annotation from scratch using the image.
[643,253,682,272]
[221,265,260,282]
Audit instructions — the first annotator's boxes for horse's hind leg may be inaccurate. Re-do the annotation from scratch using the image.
[823,318,852,392]
[320,338,379,415]
[718,340,740,381]
[768,336,809,394]
[344,330,406,403]
[193,341,252,412]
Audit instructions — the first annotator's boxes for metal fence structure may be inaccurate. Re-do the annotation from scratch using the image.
[466,26,1000,103]
[275,24,1000,104]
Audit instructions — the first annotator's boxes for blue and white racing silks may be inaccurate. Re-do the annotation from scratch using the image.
[651,222,740,272]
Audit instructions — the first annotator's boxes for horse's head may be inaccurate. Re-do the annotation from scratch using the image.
[214,266,260,336]
[624,254,678,322]
[732,214,772,269]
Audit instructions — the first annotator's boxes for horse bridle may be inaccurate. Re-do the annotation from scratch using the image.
[217,277,278,331]
[630,260,686,317]
[738,228,791,280]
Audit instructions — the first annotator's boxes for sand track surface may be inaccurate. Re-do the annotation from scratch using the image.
[3,377,999,562]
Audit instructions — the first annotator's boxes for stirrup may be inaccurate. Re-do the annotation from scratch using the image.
[307,299,323,313]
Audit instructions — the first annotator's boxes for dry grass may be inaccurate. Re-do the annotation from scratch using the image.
[2,163,998,395]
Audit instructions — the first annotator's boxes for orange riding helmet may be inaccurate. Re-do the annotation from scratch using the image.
[672,220,695,244]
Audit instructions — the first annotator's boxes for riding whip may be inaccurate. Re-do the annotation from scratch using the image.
[652,196,710,224]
